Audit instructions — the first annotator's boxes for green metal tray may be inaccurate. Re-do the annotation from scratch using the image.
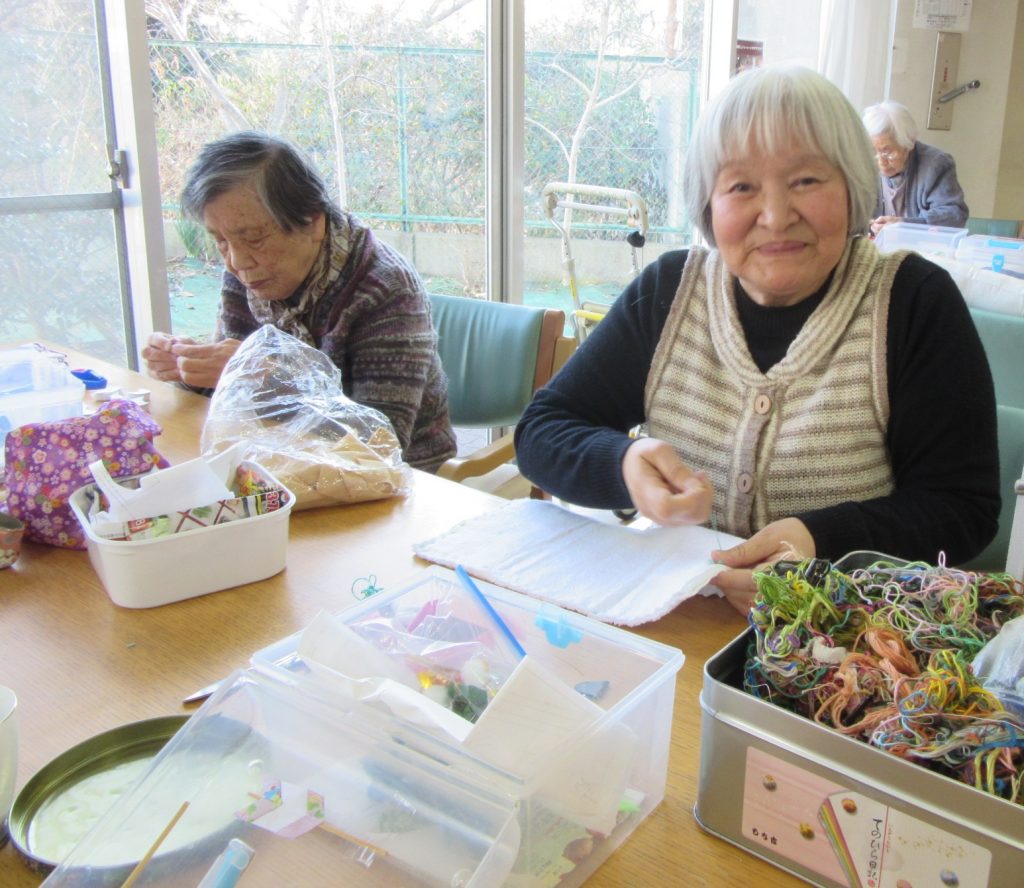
[9,715,188,875]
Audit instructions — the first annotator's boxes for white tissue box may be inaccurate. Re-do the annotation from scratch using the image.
[68,461,294,608]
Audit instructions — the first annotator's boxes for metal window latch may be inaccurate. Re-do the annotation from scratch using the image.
[107,147,129,188]
[938,79,981,104]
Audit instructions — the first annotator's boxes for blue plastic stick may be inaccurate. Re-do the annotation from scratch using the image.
[454,564,526,658]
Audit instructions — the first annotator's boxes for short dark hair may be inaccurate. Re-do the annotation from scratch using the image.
[181,131,332,231]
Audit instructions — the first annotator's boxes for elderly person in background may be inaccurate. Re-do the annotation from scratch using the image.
[862,100,969,236]
[515,66,999,613]
[142,131,456,472]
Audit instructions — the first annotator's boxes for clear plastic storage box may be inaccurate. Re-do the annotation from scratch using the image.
[0,345,84,466]
[955,234,1024,278]
[872,221,968,257]
[41,571,684,887]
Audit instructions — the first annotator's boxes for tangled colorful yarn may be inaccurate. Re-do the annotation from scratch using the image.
[744,555,1024,804]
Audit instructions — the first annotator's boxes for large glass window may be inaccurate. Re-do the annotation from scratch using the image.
[0,2,711,356]
[522,1,705,321]
[147,0,488,338]
[147,0,708,337]
[0,0,131,363]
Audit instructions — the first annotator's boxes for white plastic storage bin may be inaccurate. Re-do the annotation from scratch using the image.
[68,462,294,608]
[956,234,1024,278]
[873,221,968,257]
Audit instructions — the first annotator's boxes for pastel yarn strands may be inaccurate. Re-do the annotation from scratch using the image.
[743,556,1024,804]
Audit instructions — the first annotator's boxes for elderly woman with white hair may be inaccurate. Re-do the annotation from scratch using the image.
[862,100,969,236]
[515,65,999,613]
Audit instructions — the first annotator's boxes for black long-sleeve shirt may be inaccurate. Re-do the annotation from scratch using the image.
[515,249,1000,564]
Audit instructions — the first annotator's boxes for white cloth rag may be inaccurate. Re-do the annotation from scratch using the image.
[413,499,743,626]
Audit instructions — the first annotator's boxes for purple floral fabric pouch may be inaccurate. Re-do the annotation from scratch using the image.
[3,399,169,549]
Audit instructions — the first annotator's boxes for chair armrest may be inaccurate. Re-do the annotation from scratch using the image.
[437,432,517,482]
[1008,476,1024,581]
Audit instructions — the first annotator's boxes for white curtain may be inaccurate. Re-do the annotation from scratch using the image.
[818,0,895,112]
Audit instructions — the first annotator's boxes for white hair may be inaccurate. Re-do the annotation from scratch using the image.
[683,65,878,245]
[862,101,919,150]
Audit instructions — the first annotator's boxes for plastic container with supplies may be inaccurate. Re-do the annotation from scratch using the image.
[248,569,684,886]
[956,233,1024,278]
[0,345,84,467]
[872,221,968,257]
[42,570,684,886]
[68,461,294,608]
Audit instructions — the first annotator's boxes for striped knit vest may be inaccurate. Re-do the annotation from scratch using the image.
[645,238,906,538]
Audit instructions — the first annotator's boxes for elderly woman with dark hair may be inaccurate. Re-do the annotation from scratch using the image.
[515,66,999,613]
[862,100,969,236]
[143,131,456,472]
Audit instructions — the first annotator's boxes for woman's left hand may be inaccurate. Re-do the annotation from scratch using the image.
[169,338,242,389]
[708,517,815,614]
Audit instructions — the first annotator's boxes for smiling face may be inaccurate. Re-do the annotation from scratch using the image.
[203,184,326,301]
[709,137,850,307]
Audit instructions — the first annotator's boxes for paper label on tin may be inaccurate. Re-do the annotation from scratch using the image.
[741,747,992,887]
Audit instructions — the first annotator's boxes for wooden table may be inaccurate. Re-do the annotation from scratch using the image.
[0,348,802,887]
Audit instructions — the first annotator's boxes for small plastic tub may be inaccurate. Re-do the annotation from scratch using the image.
[956,234,1024,277]
[69,462,294,608]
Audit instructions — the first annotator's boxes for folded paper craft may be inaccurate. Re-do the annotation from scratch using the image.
[82,448,290,542]
[88,443,242,523]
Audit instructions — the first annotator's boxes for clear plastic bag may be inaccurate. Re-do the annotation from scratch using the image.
[343,569,525,724]
[972,614,1024,720]
[200,325,410,509]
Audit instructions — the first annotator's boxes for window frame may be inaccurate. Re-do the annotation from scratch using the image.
[108,0,732,357]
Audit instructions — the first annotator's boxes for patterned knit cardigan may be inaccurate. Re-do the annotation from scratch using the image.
[645,238,905,538]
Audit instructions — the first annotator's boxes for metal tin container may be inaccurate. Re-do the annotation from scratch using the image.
[9,715,189,875]
[695,630,1024,888]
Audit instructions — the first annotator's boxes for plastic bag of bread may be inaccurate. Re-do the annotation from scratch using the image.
[200,325,410,509]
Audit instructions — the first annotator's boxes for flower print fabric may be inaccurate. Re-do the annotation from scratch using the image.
[3,399,169,549]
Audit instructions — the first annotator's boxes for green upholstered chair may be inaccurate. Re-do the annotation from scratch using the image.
[965,217,1023,239]
[429,293,574,486]
[963,308,1024,571]
[969,308,1024,409]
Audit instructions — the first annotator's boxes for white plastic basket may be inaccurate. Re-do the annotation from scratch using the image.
[69,461,294,608]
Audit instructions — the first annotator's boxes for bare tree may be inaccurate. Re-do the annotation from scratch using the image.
[145,0,251,131]
[528,0,663,234]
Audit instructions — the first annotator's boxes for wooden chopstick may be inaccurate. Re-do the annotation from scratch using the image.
[120,800,190,888]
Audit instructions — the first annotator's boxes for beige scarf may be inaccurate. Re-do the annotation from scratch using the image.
[247,212,355,346]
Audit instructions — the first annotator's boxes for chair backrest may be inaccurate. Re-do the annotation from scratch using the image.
[429,294,569,428]
[970,308,1024,409]
[966,217,1023,239]
[963,307,1024,571]
[964,403,1024,571]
